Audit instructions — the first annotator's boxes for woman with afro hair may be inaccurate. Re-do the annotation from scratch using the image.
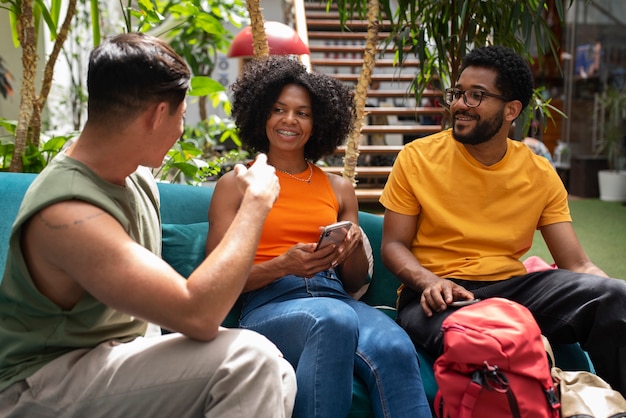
[206,55,430,418]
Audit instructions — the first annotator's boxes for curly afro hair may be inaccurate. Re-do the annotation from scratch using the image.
[460,46,534,110]
[230,55,356,162]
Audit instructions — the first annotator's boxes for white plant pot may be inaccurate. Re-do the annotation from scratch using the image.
[598,170,626,202]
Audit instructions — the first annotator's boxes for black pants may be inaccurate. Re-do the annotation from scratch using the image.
[396,270,626,396]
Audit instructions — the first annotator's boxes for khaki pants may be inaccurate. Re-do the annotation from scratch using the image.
[0,329,296,417]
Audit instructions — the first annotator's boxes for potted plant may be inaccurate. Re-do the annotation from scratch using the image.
[596,85,626,202]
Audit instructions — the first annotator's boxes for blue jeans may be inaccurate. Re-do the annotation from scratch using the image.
[240,270,430,418]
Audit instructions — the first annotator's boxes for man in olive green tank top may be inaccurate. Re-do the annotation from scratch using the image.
[0,33,295,417]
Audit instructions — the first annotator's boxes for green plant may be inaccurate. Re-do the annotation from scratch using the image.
[0,119,76,172]
[331,0,573,131]
[118,0,249,184]
[3,0,248,178]
[154,116,246,184]
[159,0,246,121]
[596,85,626,171]
[392,0,569,97]
[518,86,568,140]
[121,0,246,121]
[1,0,100,172]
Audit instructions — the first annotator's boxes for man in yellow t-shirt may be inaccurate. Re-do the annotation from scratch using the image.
[380,45,626,396]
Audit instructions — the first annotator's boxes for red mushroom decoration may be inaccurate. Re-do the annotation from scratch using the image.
[227,21,310,58]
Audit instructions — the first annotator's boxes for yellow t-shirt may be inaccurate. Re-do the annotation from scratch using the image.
[380,129,571,281]
[254,164,339,264]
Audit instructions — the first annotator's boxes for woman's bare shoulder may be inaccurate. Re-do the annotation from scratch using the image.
[325,171,354,190]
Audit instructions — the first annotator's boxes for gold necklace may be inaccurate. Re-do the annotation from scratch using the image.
[275,161,313,183]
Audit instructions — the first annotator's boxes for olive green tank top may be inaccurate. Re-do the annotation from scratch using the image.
[0,153,161,391]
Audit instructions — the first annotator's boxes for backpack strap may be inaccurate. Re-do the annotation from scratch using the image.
[458,365,522,418]
[482,363,521,418]
[504,387,521,418]
[457,371,484,418]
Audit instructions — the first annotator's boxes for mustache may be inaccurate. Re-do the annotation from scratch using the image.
[453,110,476,118]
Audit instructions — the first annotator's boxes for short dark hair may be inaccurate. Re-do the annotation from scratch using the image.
[460,46,534,110]
[230,55,356,162]
[87,33,190,125]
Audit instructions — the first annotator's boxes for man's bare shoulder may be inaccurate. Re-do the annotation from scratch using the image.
[24,200,129,276]
[34,200,109,231]
[22,200,119,309]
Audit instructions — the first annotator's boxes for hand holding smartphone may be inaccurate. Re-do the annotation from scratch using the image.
[315,221,353,251]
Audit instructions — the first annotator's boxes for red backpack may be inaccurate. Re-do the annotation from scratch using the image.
[433,298,561,418]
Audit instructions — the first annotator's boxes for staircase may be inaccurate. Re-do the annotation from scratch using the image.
[297,1,446,203]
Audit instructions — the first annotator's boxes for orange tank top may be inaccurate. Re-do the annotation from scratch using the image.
[254,163,339,263]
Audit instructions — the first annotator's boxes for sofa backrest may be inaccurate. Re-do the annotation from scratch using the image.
[158,182,401,308]
[0,173,402,312]
[157,182,214,224]
[356,211,402,309]
[0,173,38,275]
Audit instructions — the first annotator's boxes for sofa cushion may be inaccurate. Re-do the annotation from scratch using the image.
[161,222,208,278]
[160,220,375,324]
[161,221,241,327]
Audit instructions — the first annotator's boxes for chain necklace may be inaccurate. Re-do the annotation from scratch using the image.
[275,161,313,184]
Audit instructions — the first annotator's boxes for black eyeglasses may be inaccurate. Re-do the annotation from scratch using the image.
[444,88,511,108]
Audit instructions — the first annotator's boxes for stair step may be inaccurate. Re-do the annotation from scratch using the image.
[306,11,364,20]
[311,57,420,67]
[303,2,340,11]
[334,145,404,154]
[361,89,442,99]
[301,1,417,205]
[331,73,416,83]
[307,31,393,41]
[361,125,439,135]
[307,19,394,31]
[364,106,446,116]
[321,166,391,177]
[309,44,403,54]
[355,188,385,202]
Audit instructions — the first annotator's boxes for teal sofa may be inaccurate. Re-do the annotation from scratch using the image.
[0,172,594,417]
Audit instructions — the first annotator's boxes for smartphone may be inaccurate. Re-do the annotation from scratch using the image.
[449,299,481,307]
[315,221,353,251]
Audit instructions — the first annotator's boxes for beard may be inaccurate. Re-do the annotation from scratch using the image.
[452,109,504,145]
